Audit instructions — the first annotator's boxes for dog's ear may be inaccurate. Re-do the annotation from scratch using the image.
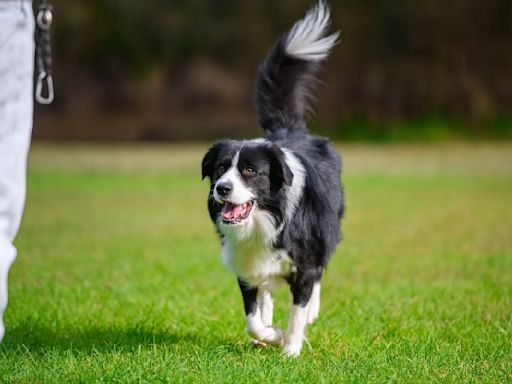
[267,144,293,193]
[202,141,228,180]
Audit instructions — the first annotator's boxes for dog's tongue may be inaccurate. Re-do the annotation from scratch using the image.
[222,202,249,220]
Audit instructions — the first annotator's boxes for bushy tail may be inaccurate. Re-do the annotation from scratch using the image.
[255,1,339,136]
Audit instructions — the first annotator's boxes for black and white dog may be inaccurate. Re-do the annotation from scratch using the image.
[202,1,343,356]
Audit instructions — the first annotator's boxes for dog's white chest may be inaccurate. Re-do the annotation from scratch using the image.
[221,239,293,287]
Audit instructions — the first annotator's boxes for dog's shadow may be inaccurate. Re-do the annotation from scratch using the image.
[1,321,243,355]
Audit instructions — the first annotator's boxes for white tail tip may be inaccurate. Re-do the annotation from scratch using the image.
[285,1,340,62]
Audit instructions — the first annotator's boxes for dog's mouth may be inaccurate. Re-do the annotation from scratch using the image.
[221,201,254,224]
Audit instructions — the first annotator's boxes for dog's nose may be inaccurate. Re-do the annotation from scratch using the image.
[216,181,232,197]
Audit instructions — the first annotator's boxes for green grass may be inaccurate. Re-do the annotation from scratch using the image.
[1,142,511,383]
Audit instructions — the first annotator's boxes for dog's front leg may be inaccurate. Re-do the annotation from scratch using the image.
[307,281,321,324]
[283,274,316,357]
[238,279,283,346]
[258,289,273,327]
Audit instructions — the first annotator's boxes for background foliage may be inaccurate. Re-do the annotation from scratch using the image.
[35,0,512,140]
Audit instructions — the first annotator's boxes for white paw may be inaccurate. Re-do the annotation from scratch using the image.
[248,326,283,346]
[251,338,268,348]
[282,342,302,357]
[282,331,304,357]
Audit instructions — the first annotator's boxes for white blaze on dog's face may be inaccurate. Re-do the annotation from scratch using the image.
[213,149,255,217]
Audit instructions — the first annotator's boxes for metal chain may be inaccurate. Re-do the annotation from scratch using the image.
[35,0,54,104]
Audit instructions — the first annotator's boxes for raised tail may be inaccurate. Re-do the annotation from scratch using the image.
[255,1,339,137]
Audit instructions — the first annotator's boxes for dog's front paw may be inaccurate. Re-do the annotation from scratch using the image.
[248,326,283,346]
[260,326,283,346]
[251,338,267,348]
[282,341,302,357]
[282,331,303,357]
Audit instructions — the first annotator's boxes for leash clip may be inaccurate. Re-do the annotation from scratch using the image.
[35,1,55,105]
[36,7,53,30]
[35,71,54,105]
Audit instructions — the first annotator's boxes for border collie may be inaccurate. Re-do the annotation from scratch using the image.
[202,1,344,357]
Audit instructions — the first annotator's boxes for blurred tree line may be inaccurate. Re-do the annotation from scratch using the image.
[35,0,512,141]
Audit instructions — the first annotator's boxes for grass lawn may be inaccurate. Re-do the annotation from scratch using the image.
[1,142,511,383]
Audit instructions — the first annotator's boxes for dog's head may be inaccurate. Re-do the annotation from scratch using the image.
[202,140,296,241]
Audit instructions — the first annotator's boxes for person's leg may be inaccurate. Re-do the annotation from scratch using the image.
[0,0,35,342]
[0,239,16,341]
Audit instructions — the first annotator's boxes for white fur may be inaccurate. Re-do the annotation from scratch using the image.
[213,150,254,205]
[258,289,274,327]
[283,303,309,357]
[282,150,306,222]
[247,138,268,145]
[285,1,339,62]
[221,233,293,288]
[219,203,279,244]
[307,282,321,324]
[246,308,283,346]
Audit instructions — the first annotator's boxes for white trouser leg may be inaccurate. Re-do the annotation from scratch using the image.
[0,239,16,341]
[0,0,35,342]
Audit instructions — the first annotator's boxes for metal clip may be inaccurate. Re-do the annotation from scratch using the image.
[35,71,54,104]
[36,8,53,30]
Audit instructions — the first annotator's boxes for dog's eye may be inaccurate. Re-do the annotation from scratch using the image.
[243,166,256,176]
[217,165,225,174]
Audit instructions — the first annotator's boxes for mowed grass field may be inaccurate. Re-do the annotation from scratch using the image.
[1,142,511,383]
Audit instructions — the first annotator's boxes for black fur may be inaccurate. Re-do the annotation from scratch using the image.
[238,278,258,316]
[278,136,343,305]
[255,39,320,136]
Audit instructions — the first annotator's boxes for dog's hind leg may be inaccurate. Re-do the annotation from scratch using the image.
[258,289,273,327]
